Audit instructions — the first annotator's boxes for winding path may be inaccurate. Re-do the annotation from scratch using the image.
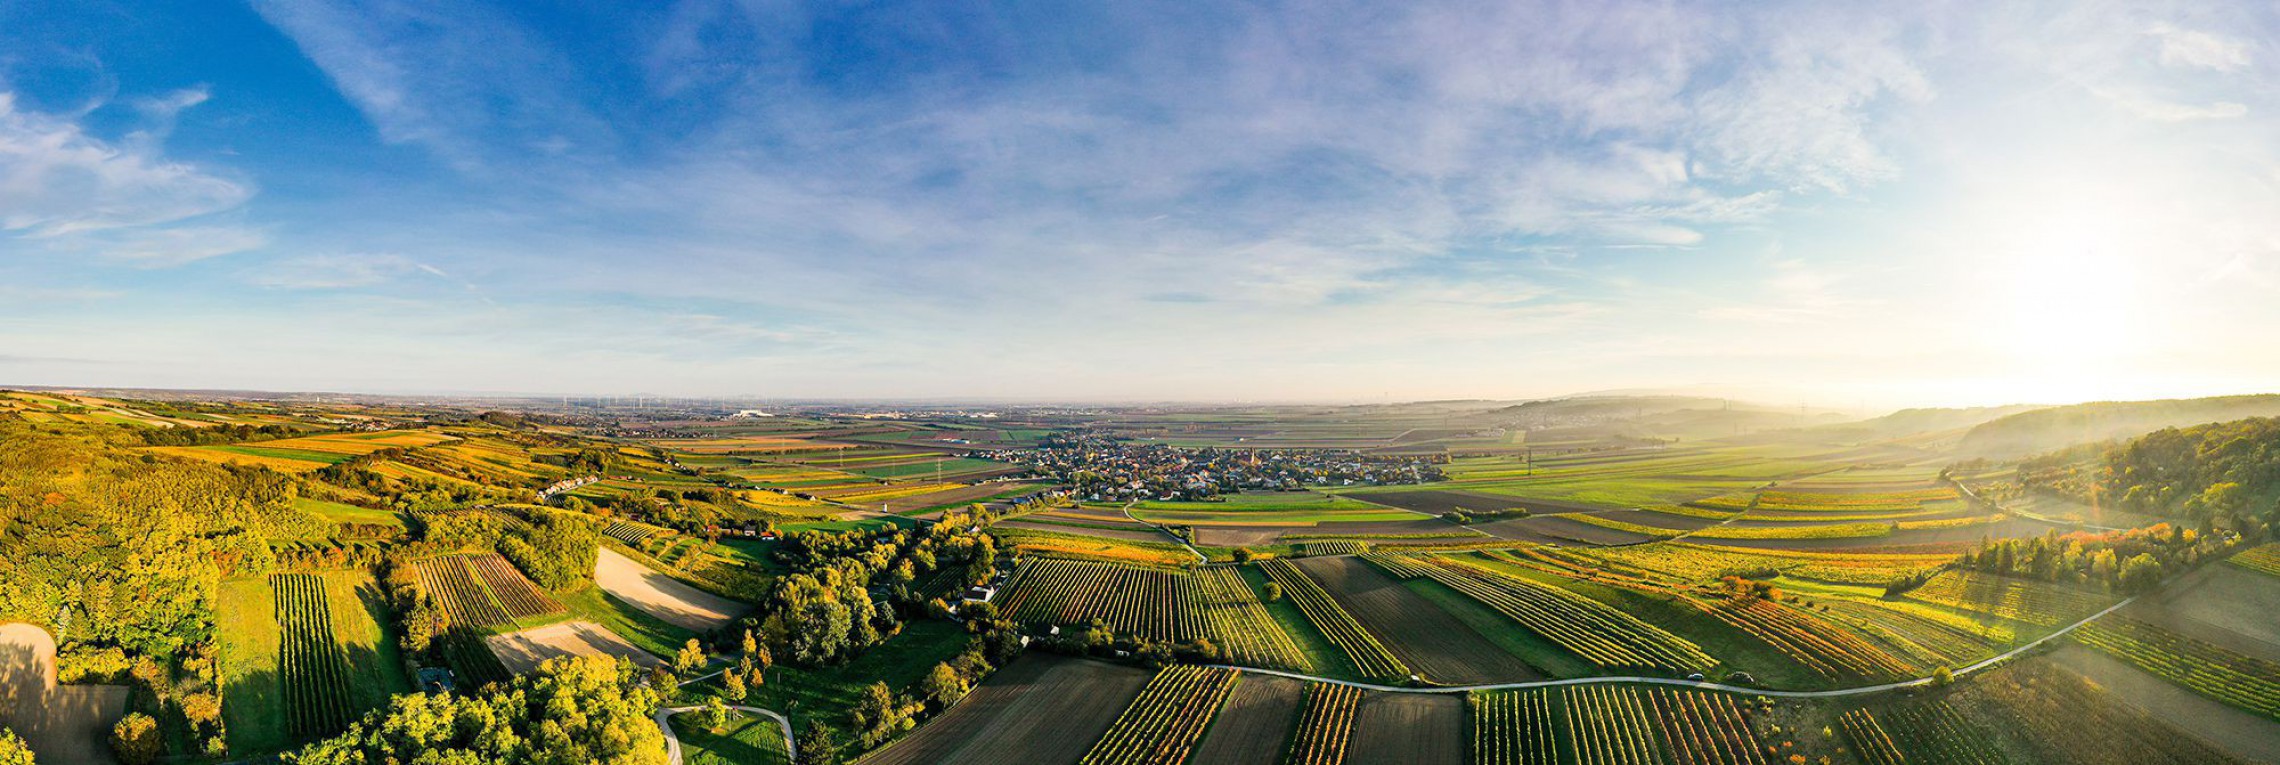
[1206,593,2139,698]
[656,704,797,765]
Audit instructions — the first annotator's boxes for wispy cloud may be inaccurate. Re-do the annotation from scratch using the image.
[0,91,252,237]
[2148,23,2252,72]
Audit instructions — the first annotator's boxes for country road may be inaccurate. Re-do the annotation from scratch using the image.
[656,704,797,765]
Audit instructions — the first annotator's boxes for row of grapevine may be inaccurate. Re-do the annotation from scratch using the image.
[1838,709,1905,765]
[1192,566,1309,671]
[1000,558,1202,641]
[467,553,565,619]
[1260,560,1410,679]
[1645,688,1769,765]
[1303,541,1367,557]
[1473,686,1769,765]
[1471,687,1557,765]
[2075,617,2280,721]
[273,573,360,739]
[1079,666,1239,765]
[2231,543,2280,578]
[602,520,663,546]
[1371,554,1712,673]
[1284,683,1361,765]
[1874,700,2012,765]
[1700,599,1912,682]
[1559,685,1665,765]
[414,555,513,628]
[1975,662,2243,764]
[1905,570,2109,627]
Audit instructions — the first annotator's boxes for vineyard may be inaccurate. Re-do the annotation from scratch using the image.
[1260,560,1410,679]
[1366,553,1712,673]
[2231,543,2280,578]
[1192,566,1309,671]
[1078,666,1238,765]
[1839,701,2010,765]
[2074,617,2280,721]
[603,519,667,546]
[1284,683,1361,765]
[1905,570,2111,627]
[413,553,565,628]
[1000,558,1201,641]
[1564,543,1949,587]
[1303,541,1368,556]
[1472,686,1769,765]
[273,573,361,740]
[1975,662,2247,764]
[1703,598,1913,682]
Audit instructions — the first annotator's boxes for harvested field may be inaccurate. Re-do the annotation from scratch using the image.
[2133,565,2280,659]
[1344,692,1463,765]
[1348,489,1604,516]
[594,547,747,631]
[0,623,128,765]
[2048,646,2280,762]
[1476,514,1656,546]
[1186,674,1305,765]
[863,654,1148,765]
[1194,527,1281,546]
[1291,556,1534,684]
[485,620,663,675]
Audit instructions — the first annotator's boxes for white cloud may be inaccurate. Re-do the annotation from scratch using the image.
[251,253,430,289]
[2149,23,2251,72]
[0,91,251,237]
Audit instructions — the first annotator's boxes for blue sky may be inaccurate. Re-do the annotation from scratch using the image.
[3,1,2277,406]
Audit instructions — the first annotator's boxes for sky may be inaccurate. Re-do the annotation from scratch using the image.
[2,1,2277,407]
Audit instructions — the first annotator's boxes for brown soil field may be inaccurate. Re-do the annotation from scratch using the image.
[1196,528,1282,546]
[1292,557,1538,684]
[2047,646,2280,763]
[1599,508,1719,530]
[2129,564,2280,662]
[1697,518,2054,551]
[594,547,748,631]
[1187,673,1305,764]
[0,623,128,765]
[862,654,1147,765]
[1344,692,1463,765]
[485,620,664,675]
[1477,514,1655,546]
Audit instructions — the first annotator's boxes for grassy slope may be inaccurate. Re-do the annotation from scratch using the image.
[1238,564,1361,680]
[669,713,793,765]
[217,577,285,755]
[323,570,414,709]
[559,585,696,660]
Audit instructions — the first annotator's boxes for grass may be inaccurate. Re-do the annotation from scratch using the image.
[291,497,407,529]
[669,712,793,765]
[218,577,286,755]
[559,585,698,659]
[1237,565,1360,681]
[1394,576,1596,679]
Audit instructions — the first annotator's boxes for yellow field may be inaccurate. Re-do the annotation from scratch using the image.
[645,437,835,453]
[256,430,456,455]
[145,446,326,473]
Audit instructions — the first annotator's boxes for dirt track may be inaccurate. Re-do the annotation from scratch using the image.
[1292,557,1539,684]
[1,623,127,765]
[1188,673,1304,764]
[486,620,665,674]
[861,653,1146,765]
[1345,692,1463,765]
[594,547,747,631]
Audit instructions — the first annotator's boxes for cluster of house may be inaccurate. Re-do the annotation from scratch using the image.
[1003,435,1443,501]
[534,474,599,502]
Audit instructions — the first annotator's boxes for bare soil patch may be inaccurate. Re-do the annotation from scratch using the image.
[862,654,1147,765]
[0,623,127,765]
[2130,564,2280,662]
[1187,673,1305,765]
[1344,692,1462,765]
[594,546,747,632]
[486,620,664,675]
[1292,557,1538,684]
[1196,528,1283,546]
[2047,646,2280,763]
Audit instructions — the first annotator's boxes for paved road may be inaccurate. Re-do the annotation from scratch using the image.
[1207,593,2139,698]
[656,704,796,765]
[1118,500,1209,563]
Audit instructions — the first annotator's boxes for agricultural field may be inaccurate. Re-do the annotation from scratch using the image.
[2231,543,2280,578]
[862,654,1149,765]
[2073,617,2280,721]
[218,571,411,755]
[592,547,747,632]
[1186,674,1305,764]
[1078,665,1238,765]
[1283,682,1362,765]
[1364,553,1711,675]
[1903,570,2112,627]
[1260,559,1411,680]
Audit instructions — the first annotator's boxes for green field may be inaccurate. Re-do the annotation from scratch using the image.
[208,444,354,465]
[668,712,792,765]
[217,571,413,756]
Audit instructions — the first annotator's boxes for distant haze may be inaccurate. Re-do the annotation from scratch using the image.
[3,2,2277,407]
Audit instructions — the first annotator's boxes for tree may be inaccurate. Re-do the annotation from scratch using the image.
[1230,547,1253,563]
[920,662,968,709]
[797,721,841,765]
[2119,553,2165,593]
[0,728,32,765]
[723,667,748,702]
[289,656,666,765]
[1931,666,1953,686]
[742,629,759,657]
[1260,581,1282,603]
[703,698,731,732]
[111,713,160,765]
[676,638,707,673]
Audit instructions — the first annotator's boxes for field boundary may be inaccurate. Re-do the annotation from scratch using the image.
[1203,593,2138,698]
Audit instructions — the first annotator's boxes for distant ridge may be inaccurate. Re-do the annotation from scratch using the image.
[1957,394,2280,457]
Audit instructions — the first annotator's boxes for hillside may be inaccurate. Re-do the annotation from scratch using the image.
[1958,395,2280,457]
